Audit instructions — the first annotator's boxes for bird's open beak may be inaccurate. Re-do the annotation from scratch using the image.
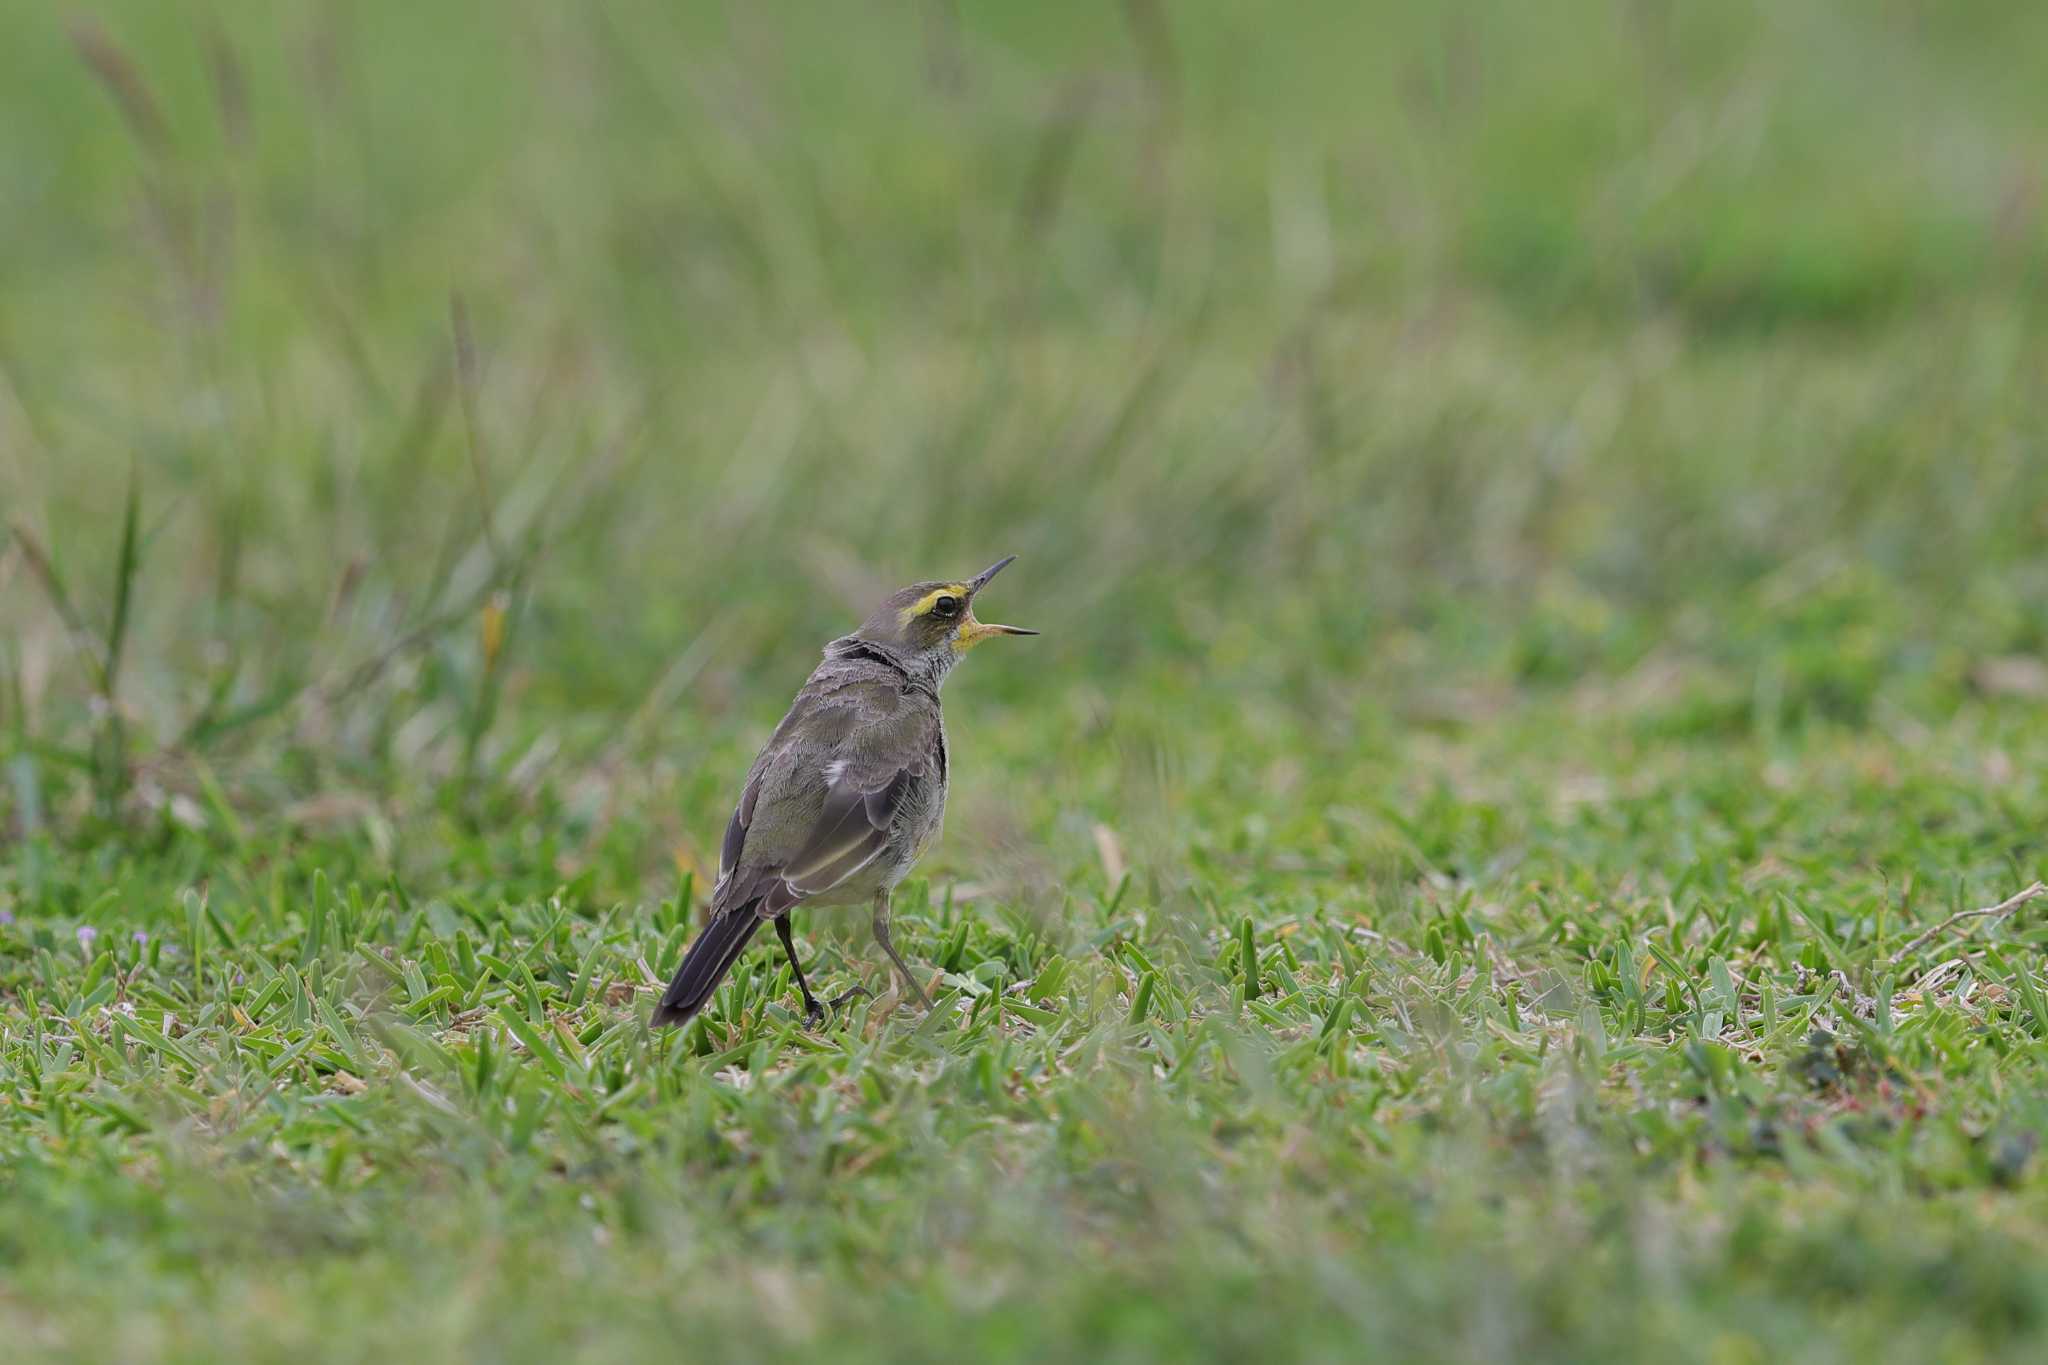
[969,555,1018,592]
[961,619,1038,640]
[955,616,1038,649]
[957,555,1037,646]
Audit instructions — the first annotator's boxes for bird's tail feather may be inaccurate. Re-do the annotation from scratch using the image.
[651,911,763,1028]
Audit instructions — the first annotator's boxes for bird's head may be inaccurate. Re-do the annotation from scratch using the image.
[852,556,1038,677]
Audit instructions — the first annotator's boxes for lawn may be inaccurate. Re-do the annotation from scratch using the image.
[5,1,2048,1360]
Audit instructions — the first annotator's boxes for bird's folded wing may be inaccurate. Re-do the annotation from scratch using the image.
[711,691,938,917]
[784,765,917,895]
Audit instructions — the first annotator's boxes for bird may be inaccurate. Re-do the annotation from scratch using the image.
[650,556,1037,1029]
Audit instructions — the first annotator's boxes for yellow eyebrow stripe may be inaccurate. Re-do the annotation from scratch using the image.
[900,585,970,624]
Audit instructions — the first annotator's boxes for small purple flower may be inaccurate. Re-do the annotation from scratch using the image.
[77,924,100,952]
[0,907,14,925]
[132,930,150,946]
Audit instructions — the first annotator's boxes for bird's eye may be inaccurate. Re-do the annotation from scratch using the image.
[933,595,961,618]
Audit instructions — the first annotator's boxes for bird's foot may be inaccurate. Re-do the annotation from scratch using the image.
[797,984,872,1029]
[904,972,935,1012]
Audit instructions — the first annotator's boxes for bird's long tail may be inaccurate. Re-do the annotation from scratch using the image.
[651,911,763,1028]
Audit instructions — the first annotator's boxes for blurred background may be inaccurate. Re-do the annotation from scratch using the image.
[2,0,2047,871]
[11,5,2048,1359]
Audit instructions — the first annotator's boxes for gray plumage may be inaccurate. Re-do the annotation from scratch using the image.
[653,558,1034,1028]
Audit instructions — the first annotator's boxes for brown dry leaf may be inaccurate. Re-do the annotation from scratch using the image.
[1973,656,2048,698]
[1092,823,1126,886]
[283,792,379,829]
[671,843,706,882]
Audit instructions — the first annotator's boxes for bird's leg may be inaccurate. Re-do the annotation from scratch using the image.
[773,913,826,1026]
[871,889,932,1010]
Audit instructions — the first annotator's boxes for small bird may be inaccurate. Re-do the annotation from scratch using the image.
[651,556,1037,1028]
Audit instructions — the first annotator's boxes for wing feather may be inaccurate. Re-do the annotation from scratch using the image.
[784,766,916,894]
[708,678,937,919]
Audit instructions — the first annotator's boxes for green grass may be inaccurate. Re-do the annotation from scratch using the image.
[6,0,2048,1359]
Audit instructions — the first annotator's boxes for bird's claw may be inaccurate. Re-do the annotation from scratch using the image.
[797,984,871,1029]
